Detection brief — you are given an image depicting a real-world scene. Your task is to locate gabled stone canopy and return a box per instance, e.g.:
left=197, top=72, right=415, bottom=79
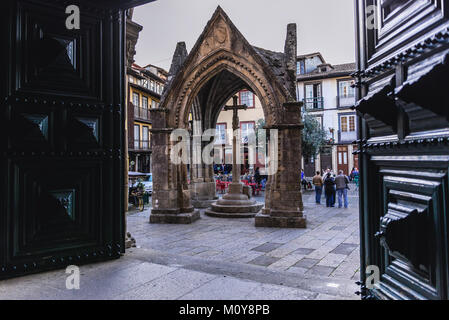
left=150, top=7, right=305, bottom=228
left=160, top=6, right=298, bottom=129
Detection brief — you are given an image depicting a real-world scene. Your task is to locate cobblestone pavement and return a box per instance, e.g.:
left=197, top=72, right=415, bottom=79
left=128, top=186, right=360, bottom=282
left=0, top=186, right=360, bottom=300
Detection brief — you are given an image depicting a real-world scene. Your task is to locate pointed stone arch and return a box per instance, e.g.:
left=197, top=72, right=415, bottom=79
left=150, top=7, right=306, bottom=228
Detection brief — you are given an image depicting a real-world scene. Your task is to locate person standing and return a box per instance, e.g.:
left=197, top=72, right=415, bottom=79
left=254, top=167, right=261, bottom=196
left=335, top=170, right=350, bottom=208
left=312, top=171, right=323, bottom=204
left=323, top=172, right=336, bottom=207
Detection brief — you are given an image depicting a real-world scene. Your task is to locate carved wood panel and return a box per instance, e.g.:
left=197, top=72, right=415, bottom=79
left=1, top=0, right=126, bottom=280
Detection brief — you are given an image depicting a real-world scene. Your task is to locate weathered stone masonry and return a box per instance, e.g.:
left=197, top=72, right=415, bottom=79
left=150, top=6, right=306, bottom=228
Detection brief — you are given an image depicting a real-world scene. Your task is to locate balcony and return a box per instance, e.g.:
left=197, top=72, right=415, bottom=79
left=133, top=140, right=151, bottom=151
left=134, top=107, right=151, bottom=121
left=337, top=95, right=356, bottom=108
left=303, top=97, right=324, bottom=110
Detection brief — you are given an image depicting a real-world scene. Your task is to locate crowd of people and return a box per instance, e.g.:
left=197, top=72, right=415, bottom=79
left=311, top=168, right=359, bottom=208
left=213, top=163, right=359, bottom=208
left=214, top=167, right=267, bottom=192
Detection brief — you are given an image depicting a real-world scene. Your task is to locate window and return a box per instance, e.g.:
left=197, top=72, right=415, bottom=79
left=338, top=80, right=356, bottom=107
left=142, top=96, right=148, bottom=109
left=339, top=80, right=355, bottom=98
left=134, top=125, right=140, bottom=149
left=150, top=81, right=155, bottom=92
left=349, top=116, right=355, bottom=131
left=341, top=116, right=348, bottom=132
left=142, top=126, right=149, bottom=149
left=304, top=83, right=323, bottom=109
left=239, top=90, right=255, bottom=108
left=340, top=115, right=356, bottom=132
left=305, top=56, right=323, bottom=73
left=132, top=92, right=140, bottom=107
left=240, top=121, right=255, bottom=144
left=297, top=59, right=305, bottom=75
left=156, top=83, right=160, bottom=94
left=339, top=114, right=357, bottom=143
left=215, top=123, right=227, bottom=145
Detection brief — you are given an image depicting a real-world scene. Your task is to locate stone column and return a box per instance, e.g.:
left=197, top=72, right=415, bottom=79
left=255, top=102, right=306, bottom=228
left=189, top=122, right=218, bottom=208
left=149, top=108, right=200, bottom=224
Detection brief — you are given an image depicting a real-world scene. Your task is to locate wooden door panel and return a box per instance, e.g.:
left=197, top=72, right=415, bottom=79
left=1, top=0, right=126, bottom=280
left=337, top=146, right=349, bottom=175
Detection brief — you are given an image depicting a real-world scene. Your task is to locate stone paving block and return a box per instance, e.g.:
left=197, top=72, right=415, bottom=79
left=248, top=255, right=280, bottom=267
left=197, top=250, right=222, bottom=258
left=268, top=254, right=305, bottom=269
left=331, top=261, right=359, bottom=279
left=293, top=258, right=319, bottom=269
left=50, top=261, right=177, bottom=300
left=287, top=266, right=309, bottom=275
left=307, top=265, right=335, bottom=277
left=265, top=244, right=299, bottom=258
left=343, top=236, right=360, bottom=244
left=331, top=243, right=358, bottom=255
left=301, top=239, right=328, bottom=249
left=330, top=226, right=347, bottom=231
left=306, top=248, right=332, bottom=260
left=114, top=268, right=217, bottom=300
left=352, top=270, right=361, bottom=281
left=292, top=248, right=315, bottom=255
left=179, top=276, right=318, bottom=300
left=250, top=242, right=284, bottom=253
left=317, top=253, right=348, bottom=268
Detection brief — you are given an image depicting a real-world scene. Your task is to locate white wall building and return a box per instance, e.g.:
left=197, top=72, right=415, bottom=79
left=296, top=53, right=357, bottom=177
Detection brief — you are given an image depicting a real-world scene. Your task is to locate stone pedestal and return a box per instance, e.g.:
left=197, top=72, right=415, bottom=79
left=190, top=180, right=217, bottom=208
left=205, top=182, right=263, bottom=218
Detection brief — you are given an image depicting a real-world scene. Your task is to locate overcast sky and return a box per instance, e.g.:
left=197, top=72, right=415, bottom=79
left=132, top=0, right=355, bottom=71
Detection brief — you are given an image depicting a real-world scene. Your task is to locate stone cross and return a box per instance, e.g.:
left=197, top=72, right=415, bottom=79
left=224, top=96, right=248, bottom=184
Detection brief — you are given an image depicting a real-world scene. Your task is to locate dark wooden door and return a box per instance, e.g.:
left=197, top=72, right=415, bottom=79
left=355, top=0, right=449, bottom=300
left=0, top=0, right=145, bottom=280
left=303, top=157, right=315, bottom=178
left=337, top=146, right=349, bottom=175
left=320, top=147, right=332, bottom=172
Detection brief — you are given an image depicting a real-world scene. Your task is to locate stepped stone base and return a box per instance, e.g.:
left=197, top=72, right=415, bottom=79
left=205, top=202, right=263, bottom=218
left=255, top=212, right=307, bottom=228
left=204, top=184, right=263, bottom=218
left=191, top=198, right=218, bottom=209
left=150, top=209, right=200, bottom=224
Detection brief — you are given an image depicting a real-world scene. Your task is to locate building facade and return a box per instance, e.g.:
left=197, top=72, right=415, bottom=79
left=127, top=63, right=167, bottom=173
left=296, top=53, right=357, bottom=177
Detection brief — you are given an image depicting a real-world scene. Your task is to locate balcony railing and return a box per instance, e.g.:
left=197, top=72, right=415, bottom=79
left=337, top=95, right=356, bottom=108
left=303, top=97, right=324, bottom=110
left=133, top=140, right=151, bottom=150
left=134, top=107, right=151, bottom=121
